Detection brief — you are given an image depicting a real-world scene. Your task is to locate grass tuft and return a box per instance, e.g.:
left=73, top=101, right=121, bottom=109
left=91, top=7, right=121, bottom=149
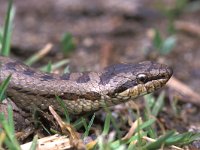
left=1, top=0, right=15, bottom=56
left=61, top=33, right=76, bottom=55
left=0, top=105, right=21, bottom=150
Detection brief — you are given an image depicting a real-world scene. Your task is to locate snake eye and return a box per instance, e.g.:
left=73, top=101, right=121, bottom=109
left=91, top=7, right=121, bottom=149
left=136, top=73, right=148, bottom=84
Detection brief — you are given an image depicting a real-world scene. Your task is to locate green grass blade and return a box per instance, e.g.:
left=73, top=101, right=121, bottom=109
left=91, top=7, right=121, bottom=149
left=61, top=33, right=76, bottom=55
left=144, top=94, right=155, bottom=113
left=0, top=106, right=21, bottom=150
left=25, top=54, right=43, bottom=66
left=135, top=118, right=156, bottom=133
left=83, top=113, right=95, bottom=137
left=102, top=113, right=111, bottom=135
left=0, top=75, right=11, bottom=102
left=143, top=110, right=157, bottom=139
left=161, top=36, right=176, bottom=55
left=103, top=105, right=122, bottom=138
left=127, top=132, right=147, bottom=150
left=55, top=95, right=70, bottom=123
left=144, top=131, right=175, bottom=149
left=153, top=29, right=163, bottom=50
left=45, top=61, right=52, bottom=73
left=165, top=132, right=200, bottom=146
left=81, top=117, right=87, bottom=134
left=40, top=59, right=70, bottom=72
left=7, top=105, right=14, bottom=134
left=151, top=91, right=165, bottom=117
left=1, top=0, right=15, bottom=56
left=4, top=139, right=18, bottom=150
left=73, top=118, right=84, bottom=130
left=29, top=135, right=38, bottom=150
left=0, top=28, right=3, bottom=50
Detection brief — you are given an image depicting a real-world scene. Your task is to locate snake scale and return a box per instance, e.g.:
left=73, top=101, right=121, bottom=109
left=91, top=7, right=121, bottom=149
left=0, top=56, right=172, bottom=115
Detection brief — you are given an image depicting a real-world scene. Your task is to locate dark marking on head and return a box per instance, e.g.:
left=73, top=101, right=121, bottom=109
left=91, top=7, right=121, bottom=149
left=40, top=74, right=55, bottom=81
left=77, top=72, right=90, bottom=83
left=23, top=69, right=35, bottom=76
left=99, top=71, right=114, bottom=85
left=99, top=63, right=137, bottom=85
left=99, top=62, right=154, bottom=85
left=5, top=62, right=18, bottom=71
left=60, top=74, right=70, bottom=80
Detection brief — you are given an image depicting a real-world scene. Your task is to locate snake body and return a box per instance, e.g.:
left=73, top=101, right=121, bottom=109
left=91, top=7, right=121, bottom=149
left=0, top=56, right=172, bottom=114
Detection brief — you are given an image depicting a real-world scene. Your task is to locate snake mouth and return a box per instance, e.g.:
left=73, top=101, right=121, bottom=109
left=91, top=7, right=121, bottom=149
left=117, top=78, right=169, bottom=99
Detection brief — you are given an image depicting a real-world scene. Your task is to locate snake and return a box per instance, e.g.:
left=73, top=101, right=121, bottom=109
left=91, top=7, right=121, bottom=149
left=0, top=56, right=172, bottom=115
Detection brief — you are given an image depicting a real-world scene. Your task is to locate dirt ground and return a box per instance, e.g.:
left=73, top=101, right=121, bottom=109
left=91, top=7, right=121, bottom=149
left=0, top=0, right=200, bottom=149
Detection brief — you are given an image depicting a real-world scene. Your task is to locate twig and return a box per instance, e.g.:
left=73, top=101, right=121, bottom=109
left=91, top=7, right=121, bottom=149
left=167, top=76, right=200, bottom=106
left=175, top=21, right=200, bottom=37
left=25, top=43, right=53, bottom=65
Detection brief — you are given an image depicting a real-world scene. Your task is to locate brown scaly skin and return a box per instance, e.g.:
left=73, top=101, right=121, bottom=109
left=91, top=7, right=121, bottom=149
left=0, top=56, right=173, bottom=115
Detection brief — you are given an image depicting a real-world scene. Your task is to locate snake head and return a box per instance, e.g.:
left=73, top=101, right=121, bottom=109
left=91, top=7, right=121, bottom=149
left=101, top=61, right=173, bottom=101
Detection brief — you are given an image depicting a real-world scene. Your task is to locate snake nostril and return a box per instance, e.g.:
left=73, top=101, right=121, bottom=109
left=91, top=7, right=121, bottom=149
left=160, top=73, right=168, bottom=79
left=160, top=64, right=173, bottom=79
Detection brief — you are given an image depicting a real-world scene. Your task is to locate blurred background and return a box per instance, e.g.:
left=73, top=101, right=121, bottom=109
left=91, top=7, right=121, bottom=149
left=0, top=0, right=200, bottom=148
left=0, top=0, right=199, bottom=87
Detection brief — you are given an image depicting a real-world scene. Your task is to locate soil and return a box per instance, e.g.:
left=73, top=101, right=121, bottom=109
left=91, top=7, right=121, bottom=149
left=0, top=0, right=200, bottom=149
